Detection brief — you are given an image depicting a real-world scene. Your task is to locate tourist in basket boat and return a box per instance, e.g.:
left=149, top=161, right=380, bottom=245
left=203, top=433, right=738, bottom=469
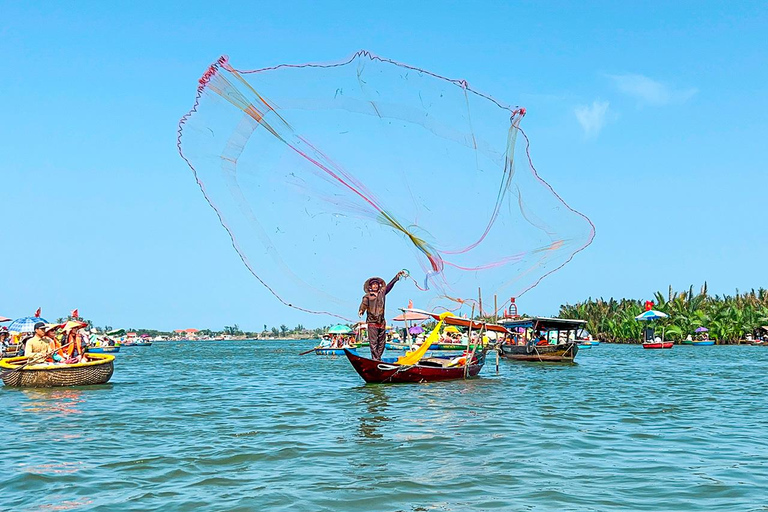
left=44, top=323, right=66, bottom=362
left=23, top=322, right=50, bottom=364
left=62, top=321, right=88, bottom=363
left=358, top=271, right=406, bottom=360
left=0, top=327, right=10, bottom=351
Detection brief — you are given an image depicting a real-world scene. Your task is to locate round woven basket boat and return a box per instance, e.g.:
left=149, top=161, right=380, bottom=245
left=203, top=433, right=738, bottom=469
left=0, top=354, right=115, bottom=388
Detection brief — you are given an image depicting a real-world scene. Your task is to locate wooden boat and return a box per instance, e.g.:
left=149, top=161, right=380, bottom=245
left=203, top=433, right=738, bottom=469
left=498, top=317, right=586, bottom=363
left=1, top=344, right=20, bottom=358
left=0, top=353, right=115, bottom=388
left=344, top=348, right=485, bottom=383
left=86, top=346, right=121, bottom=353
left=577, top=343, right=592, bottom=349
left=500, top=342, right=579, bottom=362
left=692, top=340, right=715, bottom=346
left=642, top=342, right=674, bottom=349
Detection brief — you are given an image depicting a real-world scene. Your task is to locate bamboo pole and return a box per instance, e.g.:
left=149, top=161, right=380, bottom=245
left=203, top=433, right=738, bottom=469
left=478, top=288, right=483, bottom=318
left=465, top=304, right=475, bottom=379
left=494, top=295, right=498, bottom=323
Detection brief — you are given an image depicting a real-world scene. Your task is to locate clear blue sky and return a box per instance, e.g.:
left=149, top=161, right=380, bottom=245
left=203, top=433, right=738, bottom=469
left=2, top=1, right=766, bottom=331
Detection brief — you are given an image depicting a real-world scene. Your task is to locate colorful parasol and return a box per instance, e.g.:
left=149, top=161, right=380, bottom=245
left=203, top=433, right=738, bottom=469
left=7, top=316, right=49, bottom=333
left=327, top=324, right=353, bottom=334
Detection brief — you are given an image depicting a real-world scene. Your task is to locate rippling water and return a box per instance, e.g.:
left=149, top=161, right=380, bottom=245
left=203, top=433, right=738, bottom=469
left=2, top=341, right=768, bottom=511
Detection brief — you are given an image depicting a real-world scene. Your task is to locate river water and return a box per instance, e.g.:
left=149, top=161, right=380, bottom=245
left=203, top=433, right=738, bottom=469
left=2, top=341, right=767, bottom=511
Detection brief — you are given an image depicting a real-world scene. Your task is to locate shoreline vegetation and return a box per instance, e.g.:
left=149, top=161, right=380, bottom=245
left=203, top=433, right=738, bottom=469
left=559, top=284, right=768, bottom=344
left=106, top=285, right=767, bottom=345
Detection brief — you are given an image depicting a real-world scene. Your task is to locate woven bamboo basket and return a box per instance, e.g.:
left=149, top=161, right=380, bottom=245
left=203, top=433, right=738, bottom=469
left=0, top=354, right=115, bottom=388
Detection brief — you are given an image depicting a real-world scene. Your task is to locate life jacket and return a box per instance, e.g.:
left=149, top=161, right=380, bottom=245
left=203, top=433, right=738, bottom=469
left=47, top=335, right=66, bottom=362
left=65, top=330, right=84, bottom=357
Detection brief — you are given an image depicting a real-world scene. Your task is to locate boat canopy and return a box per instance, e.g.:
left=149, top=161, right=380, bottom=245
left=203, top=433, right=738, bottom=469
left=498, top=317, right=586, bottom=331
left=403, top=308, right=510, bottom=333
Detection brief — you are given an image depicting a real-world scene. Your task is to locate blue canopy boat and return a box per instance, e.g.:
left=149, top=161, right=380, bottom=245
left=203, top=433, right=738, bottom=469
left=86, top=346, right=121, bottom=354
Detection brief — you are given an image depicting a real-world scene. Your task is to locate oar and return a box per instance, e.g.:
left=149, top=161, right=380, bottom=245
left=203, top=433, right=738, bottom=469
left=298, top=346, right=321, bottom=356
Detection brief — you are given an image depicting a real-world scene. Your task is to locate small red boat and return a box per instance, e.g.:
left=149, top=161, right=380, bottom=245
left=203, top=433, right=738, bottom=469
left=642, top=342, right=674, bottom=349
left=343, top=349, right=485, bottom=384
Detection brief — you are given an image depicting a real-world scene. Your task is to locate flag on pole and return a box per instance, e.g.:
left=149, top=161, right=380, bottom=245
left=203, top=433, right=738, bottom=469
left=408, top=299, right=413, bottom=309
left=71, top=309, right=79, bottom=318
left=34, top=308, right=41, bottom=318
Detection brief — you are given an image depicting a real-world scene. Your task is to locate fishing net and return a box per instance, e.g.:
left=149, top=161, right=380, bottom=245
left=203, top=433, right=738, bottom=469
left=178, top=51, right=594, bottom=320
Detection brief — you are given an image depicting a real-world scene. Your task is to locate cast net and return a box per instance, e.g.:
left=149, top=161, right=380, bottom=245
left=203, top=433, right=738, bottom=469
left=178, top=51, right=594, bottom=320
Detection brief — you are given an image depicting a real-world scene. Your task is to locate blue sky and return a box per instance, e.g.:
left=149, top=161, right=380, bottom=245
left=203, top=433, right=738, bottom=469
left=2, top=1, right=766, bottom=331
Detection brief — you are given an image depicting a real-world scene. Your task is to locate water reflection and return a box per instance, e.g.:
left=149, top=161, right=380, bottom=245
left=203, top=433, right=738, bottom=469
left=355, top=385, right=391, bottom=440
left=21, top=388, right=88, bottom=416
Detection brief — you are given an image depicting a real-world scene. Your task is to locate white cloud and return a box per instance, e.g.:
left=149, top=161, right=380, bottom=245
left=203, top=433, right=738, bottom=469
left=574, top=100, right=610, bottom=138
left=609, top=73, right=697, bottom=106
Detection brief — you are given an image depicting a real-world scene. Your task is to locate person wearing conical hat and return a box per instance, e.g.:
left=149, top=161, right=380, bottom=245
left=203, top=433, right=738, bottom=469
left=43, top=323, right=65, bottom=362
left=62, top=320, right=88, bottom=362
left=358, top=271, right=406, bottom=360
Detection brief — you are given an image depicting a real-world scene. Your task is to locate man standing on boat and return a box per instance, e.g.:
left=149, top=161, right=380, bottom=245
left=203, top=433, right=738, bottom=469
left=359, top=271, right=406, bottom=360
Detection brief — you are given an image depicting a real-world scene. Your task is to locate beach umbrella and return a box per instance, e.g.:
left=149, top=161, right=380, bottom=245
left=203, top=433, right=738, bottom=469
left=327, top=324, right=353, bottom=334
left=444, top=326, right=460, bottom=334
left=408, top=325, right=424, bottom=335
left=635, top=310, right=668, bottom=321
left=695, top=327, right=708, bottom=333
left=7, top=316, right=49, bottom=333
left=393, top=310, right=431, bottom=321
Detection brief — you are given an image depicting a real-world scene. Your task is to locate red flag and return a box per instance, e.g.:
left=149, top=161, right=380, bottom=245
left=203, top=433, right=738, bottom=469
left=407, top=299, right=413, bottom=309
left=71, top=309, right=79, bottom=318
left=34, top=308, right=41, bottom=318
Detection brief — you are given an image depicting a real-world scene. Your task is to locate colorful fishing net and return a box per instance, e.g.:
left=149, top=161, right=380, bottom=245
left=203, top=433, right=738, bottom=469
left=178, top=51, right=594, bottom=320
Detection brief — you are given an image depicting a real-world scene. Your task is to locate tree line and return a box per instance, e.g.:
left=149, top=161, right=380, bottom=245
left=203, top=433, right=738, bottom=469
left=558, top=284, right=768, bottom=344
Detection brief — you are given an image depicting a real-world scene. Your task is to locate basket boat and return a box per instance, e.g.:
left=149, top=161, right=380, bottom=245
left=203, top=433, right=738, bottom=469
left=0, top=353, right=115, bottom=388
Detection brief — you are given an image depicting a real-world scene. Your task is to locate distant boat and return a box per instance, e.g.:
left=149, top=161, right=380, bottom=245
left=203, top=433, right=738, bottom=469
left=315, top=347, right=357, bottom=356
left=692, top=340, right=715, bottom=346
left=642, top=341, right=674, bottom=349
left=577, top=343, right=592, bottom=349
left=86, top=346, right=121, bottom=354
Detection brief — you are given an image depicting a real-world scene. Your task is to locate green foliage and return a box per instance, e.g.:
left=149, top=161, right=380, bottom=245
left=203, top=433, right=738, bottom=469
left=559, top=285, right=768, bottom=344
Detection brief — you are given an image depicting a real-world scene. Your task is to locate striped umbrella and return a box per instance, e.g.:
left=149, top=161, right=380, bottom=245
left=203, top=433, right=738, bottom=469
left=7, top=316, right=49, bottom=333
left=635, top=310, right=668, bottom=321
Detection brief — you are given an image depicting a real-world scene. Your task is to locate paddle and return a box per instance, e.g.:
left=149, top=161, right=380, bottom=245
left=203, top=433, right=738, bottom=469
left=298, top=347, right=320, bottom=356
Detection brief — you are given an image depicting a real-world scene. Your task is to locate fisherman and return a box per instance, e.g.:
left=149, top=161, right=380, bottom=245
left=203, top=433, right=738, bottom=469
left=23, top=322, right=50, bottom=364
left=359, top=271, right=406, bottom=360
